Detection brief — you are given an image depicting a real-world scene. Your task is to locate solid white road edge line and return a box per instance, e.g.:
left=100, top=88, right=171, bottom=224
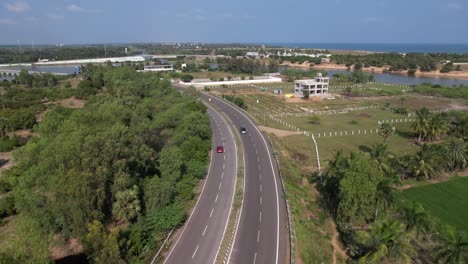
left=162, top=110, right=218, bottom=264
left=210, top=94, right=281, bottom=264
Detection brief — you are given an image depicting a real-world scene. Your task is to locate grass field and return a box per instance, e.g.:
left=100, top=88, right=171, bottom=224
left=398, top=177, right=468, bottom=233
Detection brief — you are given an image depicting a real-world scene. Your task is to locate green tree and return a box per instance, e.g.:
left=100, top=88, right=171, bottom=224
left=444, top=137, right=467, bottom=171
left=17, top=69, right=32, bottom=88
left=412, top=107, right=431, bottom=144
left=378, top=123, right=394, bottom=143
left=370, top=143, right=393, bottom=175
left=337, top=152, right=384, bottom=223
left=112, top=185, right=141, bottom=222
left=428, top=113, right=449, bottom=141
left=84, top=220, right=125, bottom=264
left=359, top=219, right=416, bottom=264
left=303, top=90, right=310, bottom=99
left=435, top=230, right=468, bottom=264
left=399, top=202, right=431, bottom=238
left=308, top=115, right=321, bottom=125
left=374, top=178, right=396, bottom=220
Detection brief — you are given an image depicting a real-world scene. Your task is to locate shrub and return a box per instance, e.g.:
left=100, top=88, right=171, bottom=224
left=0, top=135, right=23, bottom=152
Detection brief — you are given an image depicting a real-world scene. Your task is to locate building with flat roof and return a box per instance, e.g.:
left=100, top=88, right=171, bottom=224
left=142, top=65, right=174, bottom=72
left=294, top=73, right=330, bottom=97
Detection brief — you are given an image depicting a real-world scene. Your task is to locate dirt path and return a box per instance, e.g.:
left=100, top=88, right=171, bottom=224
left=329, top=216, right=348, bottom=264
left=258, top=125, right=303, bottom=137
left=399, top=170, right=468, bottom=190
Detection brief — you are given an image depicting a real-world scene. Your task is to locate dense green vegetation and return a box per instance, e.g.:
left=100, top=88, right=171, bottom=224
left=317, top=108, right=468, bottom=263
left=0, top=66, right=212, bottom=263
left=331, top=53, right=468, bottom=72
left=413, top=83, right=468, bottom=99
left=0, top=46, right=129, bottom=64
left=221, top=94, right=248, bottom=110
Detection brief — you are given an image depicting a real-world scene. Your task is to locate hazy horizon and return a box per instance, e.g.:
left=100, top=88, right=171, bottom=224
left=0, top=0, right=467, bottom=45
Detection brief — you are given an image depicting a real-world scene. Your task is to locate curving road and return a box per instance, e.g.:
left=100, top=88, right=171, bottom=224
left=163, top=104, right=238, bottom=264
left=201, top=93, right=288, bottom=264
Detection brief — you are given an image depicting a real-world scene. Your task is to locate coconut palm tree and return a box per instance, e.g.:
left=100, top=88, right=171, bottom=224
left=370, top=143, right=392, bottom=175
left=378, top=123, right=394, bottom=143
left=435, top=230, right=468, bottom=264
left=374, top=178, right=396, bottom=220
left=444, top=138, right=467, bottom=171
left=359, top=219, right=416, bottom=264
left=399, top=202, right=431, bottom=239
left=428, top=113, right=449, bottom=141
left=412, top=107, right=431, bottom=144
left=410, top=145, right=443, bottom=180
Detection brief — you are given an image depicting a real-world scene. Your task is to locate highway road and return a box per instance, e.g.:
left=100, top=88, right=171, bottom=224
left=200, top=93, right=288, bottom=264
left=163, top=104, right=238, bottom=264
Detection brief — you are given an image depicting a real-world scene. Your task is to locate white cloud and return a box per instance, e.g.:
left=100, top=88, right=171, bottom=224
left=4, top=1, right=30, bottom=13
left=66, top=4, right=84, bottom=12
left=447, top=3, right=462, bottom=10
left=0, top=18, right=17, bottom=24
left=65, top=4, right=100, bottom=13
left=47, top=13, right=64, bottom=20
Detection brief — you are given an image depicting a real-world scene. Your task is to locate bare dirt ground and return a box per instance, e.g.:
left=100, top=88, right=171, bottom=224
left=50, top=237, right=84, bottom=260
left=258, top=125, right=303, bottom=137
left=7, top=129, right=38, bottom=138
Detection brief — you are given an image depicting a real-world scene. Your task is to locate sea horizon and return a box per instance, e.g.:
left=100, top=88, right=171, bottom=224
left=268, top=42, right=468, bottom=54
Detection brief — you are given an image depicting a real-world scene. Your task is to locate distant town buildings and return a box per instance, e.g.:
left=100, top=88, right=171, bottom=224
left=294, top=73, right=330, bottom=97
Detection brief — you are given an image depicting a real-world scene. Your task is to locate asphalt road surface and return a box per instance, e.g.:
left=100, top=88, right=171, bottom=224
left=164, top=104, right=238, bottom=264
left=200, top=93, right=288, bottom=264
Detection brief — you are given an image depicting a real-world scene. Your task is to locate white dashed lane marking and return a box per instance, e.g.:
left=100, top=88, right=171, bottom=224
left=192, top=244, right=199, bottom=259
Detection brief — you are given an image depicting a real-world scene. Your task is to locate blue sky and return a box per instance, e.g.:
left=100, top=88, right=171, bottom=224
left=0, top=0, right=467, bottom=45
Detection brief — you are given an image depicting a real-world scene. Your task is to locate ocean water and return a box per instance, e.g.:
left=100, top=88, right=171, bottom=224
left=270, top=43, right=468, bottom=54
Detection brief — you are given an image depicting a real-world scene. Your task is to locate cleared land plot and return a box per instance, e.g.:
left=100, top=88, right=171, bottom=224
left=284, top=109, right=413, bottom=134
left=398, top=177, right=468, bottom=234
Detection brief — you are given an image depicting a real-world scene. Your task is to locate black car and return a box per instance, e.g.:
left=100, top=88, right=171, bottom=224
left=240, top=127, right=247, bottom=134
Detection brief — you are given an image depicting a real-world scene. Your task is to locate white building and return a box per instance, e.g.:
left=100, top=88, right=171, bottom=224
left=294, top=73, right=330, bottom=97
left=141, top=65, right=174, bottom=72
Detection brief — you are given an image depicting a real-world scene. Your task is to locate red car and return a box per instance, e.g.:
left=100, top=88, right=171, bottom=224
left=216, top=146, right=224, bottom=153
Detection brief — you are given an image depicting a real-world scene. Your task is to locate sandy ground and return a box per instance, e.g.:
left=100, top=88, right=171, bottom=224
left=281, top=62, right=468, bottom=79
left=258, top=125, right=302, bottom=137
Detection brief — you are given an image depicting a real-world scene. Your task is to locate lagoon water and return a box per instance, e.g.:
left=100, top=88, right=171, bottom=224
left=326, top=70, right=468, bottom=86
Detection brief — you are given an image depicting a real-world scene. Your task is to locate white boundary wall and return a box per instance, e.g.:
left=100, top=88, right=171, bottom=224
left=184, top=77, right=283, bottom=87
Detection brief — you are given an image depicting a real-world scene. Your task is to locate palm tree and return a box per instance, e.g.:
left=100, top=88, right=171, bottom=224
left=428, top=113, right=449, bottom=141
left=374, top=178, right=396, bottom=220
left=359, top=219, right=416, bottom=264
left=370, top=143, right=392, bottom=175
left=435, top=230, right=468, bottom=263
left=412, top=107, right=431, bottom=144
left=399, top=202, right=431, bottom=238
left=325, top=150, right=348, bottom=177
left=410, top=145, right=442, bottom=180
left=378, top=123, right=394, bottom=143
left=444, top=138, right=467, bottom=171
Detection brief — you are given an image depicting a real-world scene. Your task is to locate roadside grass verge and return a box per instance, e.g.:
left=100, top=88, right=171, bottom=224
left=269, top=134, right=343, bottom=263
left=397, top=177, right=468, bottom=234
